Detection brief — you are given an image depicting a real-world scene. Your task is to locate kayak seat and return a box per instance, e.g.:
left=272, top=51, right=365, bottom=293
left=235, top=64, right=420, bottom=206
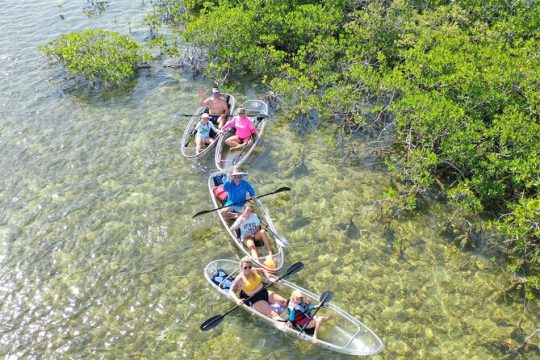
left=210, top=268, right=235, bottom=292
left=213, top=174, right=225, bottom=186
left=223, top=94, right=231, bottom=109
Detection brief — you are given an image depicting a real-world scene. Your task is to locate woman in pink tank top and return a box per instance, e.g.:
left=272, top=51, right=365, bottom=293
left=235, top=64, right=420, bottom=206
left=221, top=107, right=257, bottom=151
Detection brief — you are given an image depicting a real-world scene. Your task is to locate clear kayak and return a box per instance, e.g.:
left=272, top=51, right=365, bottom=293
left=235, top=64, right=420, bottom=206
left=208, top=171, right=286, bottom=272
left=215, top=100, right=268, bottom=170
left=180, top=93, right=236, bottom=159
left=204, top=259, right=385, bottom=356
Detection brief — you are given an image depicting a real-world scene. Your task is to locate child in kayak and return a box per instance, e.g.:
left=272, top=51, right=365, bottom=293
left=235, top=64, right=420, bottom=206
left=287, top=290, right=330, bottom=339
left=222, top=107, right=257, bottom=151
left=194, top=113, right=221, bottom=154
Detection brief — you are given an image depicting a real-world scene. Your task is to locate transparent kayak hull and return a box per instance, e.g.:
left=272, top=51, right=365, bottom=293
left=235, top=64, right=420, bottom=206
left=204, top=259, right=385, bottom=356
left=180, top=93, right=236, bottom=159
left=208, top=172, right=285, bottom=272
left=215, top=100, right=268, bottom=170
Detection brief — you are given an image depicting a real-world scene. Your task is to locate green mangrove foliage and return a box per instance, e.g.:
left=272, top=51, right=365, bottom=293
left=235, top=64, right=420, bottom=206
left=153, top=0, right=539, bottom=290
left=40, top=29, right=152, bottom=86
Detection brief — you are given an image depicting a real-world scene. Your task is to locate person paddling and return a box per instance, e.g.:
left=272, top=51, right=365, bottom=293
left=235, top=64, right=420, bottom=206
left=287, top=290, right=330, bottom=339
left=229, top=257, right=287, bottom=320
left=219, top=167, right=256, bottom=220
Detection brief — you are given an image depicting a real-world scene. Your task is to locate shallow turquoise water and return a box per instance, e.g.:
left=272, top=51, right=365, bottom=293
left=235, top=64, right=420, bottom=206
left=0, top=1, right=538, bottom=359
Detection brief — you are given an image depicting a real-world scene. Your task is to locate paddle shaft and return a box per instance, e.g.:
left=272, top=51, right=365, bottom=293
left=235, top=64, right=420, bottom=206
left=231, top=263, right=301, bottom=309
left=192, top=186, right=291, bottom=218
left=232, top=117, right=264, bottom=166
left=297, top=291, right=334, bottom=336
left=232, top=134, right=255, bottom=166
left=258, top=217, right=289, bottom=248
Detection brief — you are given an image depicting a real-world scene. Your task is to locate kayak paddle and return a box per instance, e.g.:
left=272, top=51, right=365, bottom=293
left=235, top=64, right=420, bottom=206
left=258, top=217, right=289, bottom=248
left=200, top=261, right=304, bottom=331
left=192, top=186, right=291, bottom=218
left=231, top=116, right=265, bottom=166
left=298, top=290, right=334, bottom=336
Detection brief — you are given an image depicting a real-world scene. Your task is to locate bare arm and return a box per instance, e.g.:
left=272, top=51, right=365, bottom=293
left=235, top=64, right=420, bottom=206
left=229, top=276, right=244, bottom=305
left=230, top=216, right=244, bottom=232
left=199, top=90, right=208, bottom=105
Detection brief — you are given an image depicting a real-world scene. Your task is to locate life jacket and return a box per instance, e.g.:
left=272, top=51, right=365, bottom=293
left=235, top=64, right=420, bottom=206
left=292, top=302, right=312, bottom=327
left=212, top=185, right=228, bottom=203
left=210, top=268, right=234, bottom=292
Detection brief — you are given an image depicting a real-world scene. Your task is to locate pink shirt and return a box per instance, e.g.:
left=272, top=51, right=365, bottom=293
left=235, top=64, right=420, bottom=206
left=222, top=115, right=257, bottom=140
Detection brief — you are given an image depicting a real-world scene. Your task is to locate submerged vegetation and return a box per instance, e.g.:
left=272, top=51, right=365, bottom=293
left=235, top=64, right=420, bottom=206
left=147, top=0, right=540, bottom=293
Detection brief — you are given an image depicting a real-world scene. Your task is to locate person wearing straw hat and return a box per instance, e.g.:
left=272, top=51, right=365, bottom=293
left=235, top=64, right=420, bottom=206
left=193, top=113, right=222, bottom=154
left=199, top=87, right=229, bottom=128
left=219, top=167, right=257, bottom=220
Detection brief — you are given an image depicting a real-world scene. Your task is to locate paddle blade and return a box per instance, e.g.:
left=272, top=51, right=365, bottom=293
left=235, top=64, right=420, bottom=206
left=200, top=314, right=225, bottom=331
left=192, top=209, right=211, bottom=218
left=273, top=186, right=291, bottom=193
left=282, top=261, right=304, bottom=279
left=319, top=290, right=334, bottom=304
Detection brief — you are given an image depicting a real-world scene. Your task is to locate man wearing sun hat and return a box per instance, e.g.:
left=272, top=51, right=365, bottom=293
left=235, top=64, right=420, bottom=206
left=198, top=87, right=229, bottom=129
left=219, top=167, right=257, bottom=220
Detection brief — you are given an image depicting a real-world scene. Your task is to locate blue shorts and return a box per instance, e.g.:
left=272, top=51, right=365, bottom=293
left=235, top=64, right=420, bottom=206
left=229, top=203, right=244, bottom=213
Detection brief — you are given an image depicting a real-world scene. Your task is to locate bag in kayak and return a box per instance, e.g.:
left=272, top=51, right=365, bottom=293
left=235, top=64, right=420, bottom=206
left=211, top=268, right=234, bottom=291
left=212, top=185, right=228, bottom=203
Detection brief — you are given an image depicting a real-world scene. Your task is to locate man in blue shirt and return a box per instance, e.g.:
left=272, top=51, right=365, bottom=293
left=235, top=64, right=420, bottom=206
left=219, top=168, right=257, bottom=220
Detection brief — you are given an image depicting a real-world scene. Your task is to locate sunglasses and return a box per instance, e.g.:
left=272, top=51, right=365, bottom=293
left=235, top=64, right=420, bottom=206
left=243, top=265, right=252, bottom=270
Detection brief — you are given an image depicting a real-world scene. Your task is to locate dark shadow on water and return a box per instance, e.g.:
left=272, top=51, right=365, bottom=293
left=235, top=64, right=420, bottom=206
left=336, top=219, right=361, bottom=240
left=290, top=215, right=311, bottom=230
left=292, top=162, right=311, bottom=179
left=62, top=76, right=138, bottom=105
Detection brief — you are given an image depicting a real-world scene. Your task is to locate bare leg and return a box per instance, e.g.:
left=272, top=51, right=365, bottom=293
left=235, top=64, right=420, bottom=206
left=252, top=300, right=281, bottom=320
left=220, top=207, right=238, bottom=220
left=244, top=238, right=259, bottom=259
left=195, top=136, right=204, bottom=154
left=311, top=316, right=330, bottom=339
left=268, top=290, right=287, bottom=307
left=225, top=136, right=241, bottom=148
left=218, top=115, right=226, bottom=129
left=313, top=318, right=323, bottom=339
left=255, top=229, right=273, bottom=255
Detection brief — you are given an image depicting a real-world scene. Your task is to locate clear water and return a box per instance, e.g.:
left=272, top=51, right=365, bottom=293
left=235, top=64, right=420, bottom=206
left=0, top=1, right=538, bottom=359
